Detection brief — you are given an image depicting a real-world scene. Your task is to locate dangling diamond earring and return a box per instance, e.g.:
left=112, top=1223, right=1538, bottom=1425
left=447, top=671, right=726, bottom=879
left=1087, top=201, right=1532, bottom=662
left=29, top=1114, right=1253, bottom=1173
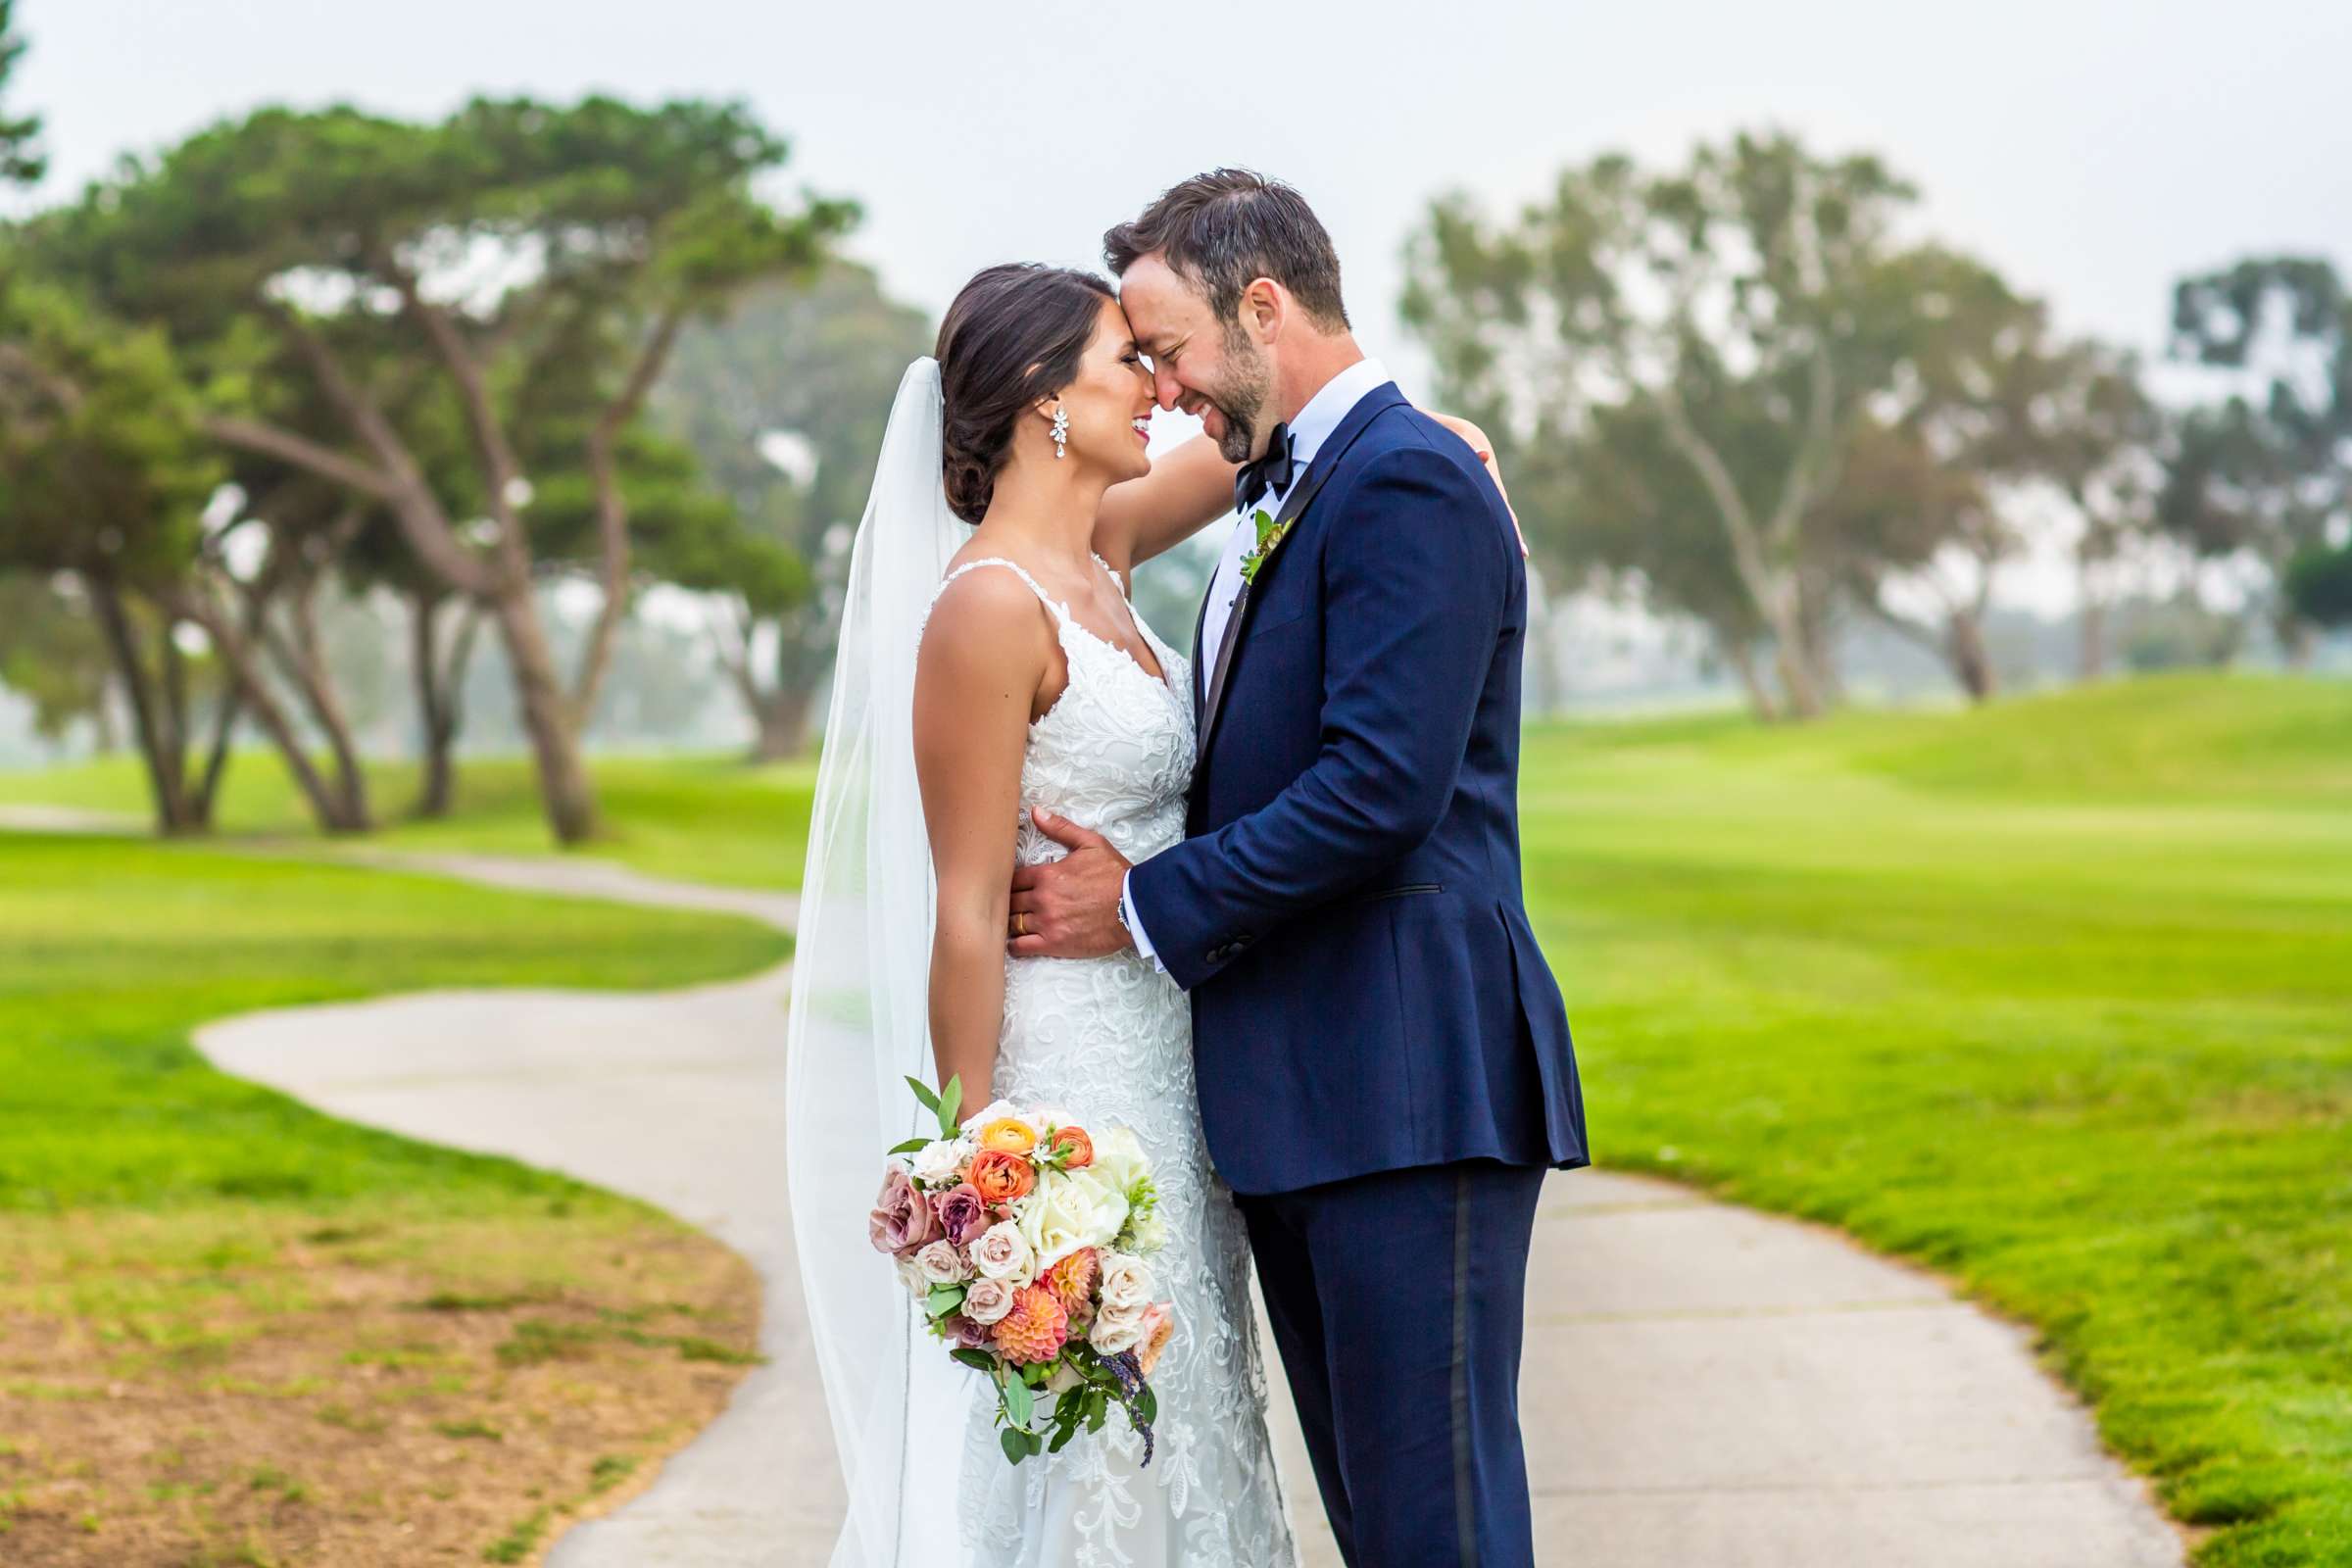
left=1051, top=403, right=1069, bottom=460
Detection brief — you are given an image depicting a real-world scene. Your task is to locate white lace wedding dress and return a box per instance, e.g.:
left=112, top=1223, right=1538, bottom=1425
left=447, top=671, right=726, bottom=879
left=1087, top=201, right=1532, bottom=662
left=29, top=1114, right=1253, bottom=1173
left=924, top=555, right=1297, bottom=1568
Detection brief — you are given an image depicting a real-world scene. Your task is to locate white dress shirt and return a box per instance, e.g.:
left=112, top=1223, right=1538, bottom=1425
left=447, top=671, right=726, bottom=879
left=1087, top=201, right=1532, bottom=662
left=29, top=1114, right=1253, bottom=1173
left=1122, top=357, right=1394, bottom=973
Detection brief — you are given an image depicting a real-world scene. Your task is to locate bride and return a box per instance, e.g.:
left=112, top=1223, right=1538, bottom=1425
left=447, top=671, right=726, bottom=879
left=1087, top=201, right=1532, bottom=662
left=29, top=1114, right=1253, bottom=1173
left=786, top=262, right=1500, bottom=1567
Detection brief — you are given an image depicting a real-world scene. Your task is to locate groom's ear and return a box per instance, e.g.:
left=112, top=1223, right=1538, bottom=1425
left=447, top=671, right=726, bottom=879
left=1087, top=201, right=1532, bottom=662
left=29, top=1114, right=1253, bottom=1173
left=1238, top=277, right=1286, bottom=345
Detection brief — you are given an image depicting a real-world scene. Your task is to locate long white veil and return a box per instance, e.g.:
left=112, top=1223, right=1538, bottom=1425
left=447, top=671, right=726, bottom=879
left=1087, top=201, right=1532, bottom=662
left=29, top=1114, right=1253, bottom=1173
left=785, top=357, right=974, bottom=1567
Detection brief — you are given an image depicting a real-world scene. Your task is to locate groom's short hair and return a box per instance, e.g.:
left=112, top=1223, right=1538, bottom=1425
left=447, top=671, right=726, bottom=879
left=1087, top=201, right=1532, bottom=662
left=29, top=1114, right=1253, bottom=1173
left=1104, top=169, right=1350, bottom=333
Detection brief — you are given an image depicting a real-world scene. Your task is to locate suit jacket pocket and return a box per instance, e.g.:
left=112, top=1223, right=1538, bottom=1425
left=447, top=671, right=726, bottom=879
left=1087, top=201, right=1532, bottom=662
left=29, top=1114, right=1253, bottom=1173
left=1245, top=600, right=1311, bottom=637
left=1352, top=881, right=1443, bottom=905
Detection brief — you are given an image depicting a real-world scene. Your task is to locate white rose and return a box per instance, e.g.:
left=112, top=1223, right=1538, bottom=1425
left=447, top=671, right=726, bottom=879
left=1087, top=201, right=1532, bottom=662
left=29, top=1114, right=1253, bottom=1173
left=961, top=1277, right=1014, bottom=1326
left=1016, top=1169, right=1130, bottom=1271
left=1097, top=1251, right=1153, bottom=1315
left=969, top=1220, right=1036, bottom=1286
left=1089, top=1296, right=1150, bottom=1355
left=913, top=1240, right=968, bottom=1287
left=894, top=1255, right=928, bottom=1296
left=1089, top=1127, right=1150, bottom=1197
left=911, top=1137, right=974, bottom=1188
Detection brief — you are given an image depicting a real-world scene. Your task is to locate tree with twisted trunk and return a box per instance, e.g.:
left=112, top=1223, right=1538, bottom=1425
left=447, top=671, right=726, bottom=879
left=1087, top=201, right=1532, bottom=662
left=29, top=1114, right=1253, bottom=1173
left=1403, top=132, right=1929, bottom=718
left=37, top=98, right=852, bottom=842
left=0, top=280, right=367, bottom=834
left=1824, top=250, right=2154, bottom=704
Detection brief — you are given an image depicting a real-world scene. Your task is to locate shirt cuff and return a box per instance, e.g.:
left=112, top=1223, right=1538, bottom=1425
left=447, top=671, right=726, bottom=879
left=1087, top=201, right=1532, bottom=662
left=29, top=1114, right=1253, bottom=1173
left=1120, top=871, right=1164, bottom=973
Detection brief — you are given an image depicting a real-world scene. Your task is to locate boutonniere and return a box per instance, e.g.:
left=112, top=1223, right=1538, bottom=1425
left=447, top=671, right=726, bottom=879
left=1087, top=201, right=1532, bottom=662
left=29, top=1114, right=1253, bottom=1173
left=1239, top=508, right=1294, bottom=586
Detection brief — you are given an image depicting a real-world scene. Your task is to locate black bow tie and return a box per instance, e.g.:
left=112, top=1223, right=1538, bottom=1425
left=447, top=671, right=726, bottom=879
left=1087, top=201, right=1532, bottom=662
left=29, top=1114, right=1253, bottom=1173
left=1233, top=423, right=1297, bottom=514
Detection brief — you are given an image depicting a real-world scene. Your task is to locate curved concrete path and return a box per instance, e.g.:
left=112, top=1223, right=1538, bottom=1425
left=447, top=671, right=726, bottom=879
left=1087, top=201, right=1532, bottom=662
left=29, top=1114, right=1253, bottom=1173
left=177, top=848, right=2183, bottom=1568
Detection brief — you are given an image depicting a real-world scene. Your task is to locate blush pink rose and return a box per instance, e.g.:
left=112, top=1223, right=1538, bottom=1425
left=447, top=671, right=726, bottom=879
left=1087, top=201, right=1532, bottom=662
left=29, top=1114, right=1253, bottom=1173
left=940, top=1312, right=992, bottom=1351
left=1136, top=1302, right=1176, bottom=1377
left=961, top=1277, right=1015, bottom=1326
left=868, top=1163, right=937, bottom=1255
left=913, top=1240, right=968, bottom=1287
left=933, top=1183, right=992, bottom=1249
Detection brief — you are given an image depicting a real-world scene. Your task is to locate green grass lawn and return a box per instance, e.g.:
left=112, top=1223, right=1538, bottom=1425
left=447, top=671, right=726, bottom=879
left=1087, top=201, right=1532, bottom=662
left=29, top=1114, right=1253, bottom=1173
left=0, top=833, right=790, bottom=1560
left=1519, top=672, right=2352, bottom=1567
left=0, top=750, right=819, bottom=892
left=5, top=670, right=2347, bottom=1563
left=0, top=833, right=787, bottom=1209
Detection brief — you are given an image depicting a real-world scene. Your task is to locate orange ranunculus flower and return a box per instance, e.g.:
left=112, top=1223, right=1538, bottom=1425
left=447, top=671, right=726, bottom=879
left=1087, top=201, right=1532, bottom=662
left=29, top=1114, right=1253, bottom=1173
left=968, top=1148, right=1035, bottom=1206
left=1047, top=1125, right=1094, bottom=1169
left=979, top=1116, right=1038, bottom=1155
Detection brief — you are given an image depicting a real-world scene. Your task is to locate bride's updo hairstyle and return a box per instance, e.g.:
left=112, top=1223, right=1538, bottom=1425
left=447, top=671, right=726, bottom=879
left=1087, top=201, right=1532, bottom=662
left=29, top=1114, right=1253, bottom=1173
left=936, top=263, right=1117, bottom=525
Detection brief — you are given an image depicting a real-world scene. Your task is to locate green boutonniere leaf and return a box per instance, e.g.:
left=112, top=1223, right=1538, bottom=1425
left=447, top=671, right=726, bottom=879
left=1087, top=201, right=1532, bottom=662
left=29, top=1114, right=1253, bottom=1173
left=1240, top=507, right=1293, bottom=586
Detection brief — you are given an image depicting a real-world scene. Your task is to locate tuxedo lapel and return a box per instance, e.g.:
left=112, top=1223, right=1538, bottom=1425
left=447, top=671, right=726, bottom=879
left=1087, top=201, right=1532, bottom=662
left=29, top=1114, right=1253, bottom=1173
left=1195, top=461, right=1329, bottom=754
left=1191, top=573, right=1213, bottom=714
left=1192, top=383, right=1406, bottom=774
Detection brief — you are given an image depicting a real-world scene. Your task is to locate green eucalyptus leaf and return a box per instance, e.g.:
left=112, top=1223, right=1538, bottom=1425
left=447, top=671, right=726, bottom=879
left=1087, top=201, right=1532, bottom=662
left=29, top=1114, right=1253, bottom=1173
left=1001, top=1427, right=1029, bottom=1465
left=1004, top=1376, right=1033, bottom=1429
left=924, top=1285, right=965, bottom=1320
left=950, top=1348, right=997, bottom=1374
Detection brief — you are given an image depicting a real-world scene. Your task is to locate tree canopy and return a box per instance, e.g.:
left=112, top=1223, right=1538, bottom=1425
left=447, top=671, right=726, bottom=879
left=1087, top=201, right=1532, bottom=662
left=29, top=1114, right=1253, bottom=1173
left=33, top=94, right=854, bottom=837
left=0, top=0, right=40, bottom=188
left=1403, top=133, right=2167, bottom=711
left=2161, top=256, right=2351, bottom=662
left=654, top=259, right=932, bottom=755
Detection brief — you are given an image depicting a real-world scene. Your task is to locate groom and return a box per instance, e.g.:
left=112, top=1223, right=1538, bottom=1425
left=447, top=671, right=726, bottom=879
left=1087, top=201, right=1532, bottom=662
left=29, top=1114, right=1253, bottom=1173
left=1012, top=169, right=1586, bottom=1567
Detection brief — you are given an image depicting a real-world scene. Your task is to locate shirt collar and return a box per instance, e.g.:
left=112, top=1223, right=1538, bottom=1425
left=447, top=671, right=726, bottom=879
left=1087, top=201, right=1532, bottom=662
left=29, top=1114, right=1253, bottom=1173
left=1283, top=356, right=1391, bottom=472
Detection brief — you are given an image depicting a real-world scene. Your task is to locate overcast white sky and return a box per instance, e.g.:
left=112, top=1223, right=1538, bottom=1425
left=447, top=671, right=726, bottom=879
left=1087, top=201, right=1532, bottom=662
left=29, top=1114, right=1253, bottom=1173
left=19, top=0, right=2352, bottom=369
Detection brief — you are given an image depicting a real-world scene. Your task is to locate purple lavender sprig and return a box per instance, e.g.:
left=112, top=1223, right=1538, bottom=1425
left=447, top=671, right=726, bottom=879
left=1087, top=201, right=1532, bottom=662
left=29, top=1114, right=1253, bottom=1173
left=1102, top=1349, right=1159, bottom=1468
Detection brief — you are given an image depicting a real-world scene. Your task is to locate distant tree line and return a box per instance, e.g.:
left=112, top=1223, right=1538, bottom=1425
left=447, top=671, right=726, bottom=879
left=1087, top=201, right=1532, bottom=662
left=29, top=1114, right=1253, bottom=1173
left=1402, top=130, right=2352, bottom=718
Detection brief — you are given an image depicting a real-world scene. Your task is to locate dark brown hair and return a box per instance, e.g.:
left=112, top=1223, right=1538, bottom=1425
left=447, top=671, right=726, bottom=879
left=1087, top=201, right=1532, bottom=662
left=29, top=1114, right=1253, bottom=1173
left=1102, top=168, right=1349, bottom=332
left=934, top=263, right=1115, bottom=525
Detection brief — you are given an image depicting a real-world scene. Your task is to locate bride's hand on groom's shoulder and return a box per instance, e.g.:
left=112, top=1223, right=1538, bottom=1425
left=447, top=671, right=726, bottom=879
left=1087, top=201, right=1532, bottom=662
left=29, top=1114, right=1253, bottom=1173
left=1008, top=808, right=1134, bottom=961
left=1428, top=412, right=1527, bottom=559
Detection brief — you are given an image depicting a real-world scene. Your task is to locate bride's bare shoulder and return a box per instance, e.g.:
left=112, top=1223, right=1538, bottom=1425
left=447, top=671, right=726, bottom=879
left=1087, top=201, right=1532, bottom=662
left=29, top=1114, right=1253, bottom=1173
left=919, top=557, right=1058, bottom=673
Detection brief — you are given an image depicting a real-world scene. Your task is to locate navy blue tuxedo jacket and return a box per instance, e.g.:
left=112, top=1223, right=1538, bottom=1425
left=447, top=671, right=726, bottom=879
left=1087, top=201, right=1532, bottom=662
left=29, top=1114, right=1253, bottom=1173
left=1128, top=382, right=1587, bottom=1196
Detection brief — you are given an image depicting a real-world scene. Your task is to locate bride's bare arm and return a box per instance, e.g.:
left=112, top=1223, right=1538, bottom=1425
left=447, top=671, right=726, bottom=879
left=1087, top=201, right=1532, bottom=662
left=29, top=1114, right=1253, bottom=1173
left=1092, top=435, right=1236, bottom=574
left=911, top=570, right=1056, bottom=1104
left=1091, top=415, right=1511, bottom=576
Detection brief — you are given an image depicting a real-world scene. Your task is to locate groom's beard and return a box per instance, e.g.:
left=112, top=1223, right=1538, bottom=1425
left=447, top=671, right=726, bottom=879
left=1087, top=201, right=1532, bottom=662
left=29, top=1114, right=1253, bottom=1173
left=1204, top=338, right=1272, bottom=465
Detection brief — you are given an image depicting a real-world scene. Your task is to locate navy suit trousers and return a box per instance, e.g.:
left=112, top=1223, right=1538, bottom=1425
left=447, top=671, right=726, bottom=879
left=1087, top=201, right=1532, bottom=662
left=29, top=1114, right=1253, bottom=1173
left=1239, top=1159, right=1546, bottom=1568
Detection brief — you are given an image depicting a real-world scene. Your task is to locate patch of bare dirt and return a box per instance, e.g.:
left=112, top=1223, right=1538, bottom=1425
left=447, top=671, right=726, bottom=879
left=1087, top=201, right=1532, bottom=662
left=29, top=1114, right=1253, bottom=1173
left=0, top=1202, right=760, bottom=1566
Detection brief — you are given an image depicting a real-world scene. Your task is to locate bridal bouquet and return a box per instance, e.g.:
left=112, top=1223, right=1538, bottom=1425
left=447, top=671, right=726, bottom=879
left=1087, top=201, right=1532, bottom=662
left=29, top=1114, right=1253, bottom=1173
left=868, top=1075, right=1175, bottom=1466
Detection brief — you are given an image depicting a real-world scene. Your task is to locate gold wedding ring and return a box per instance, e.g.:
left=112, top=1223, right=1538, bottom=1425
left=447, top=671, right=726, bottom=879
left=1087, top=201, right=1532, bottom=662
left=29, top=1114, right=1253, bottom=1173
left=1013, top=911, right=1028, bottom=938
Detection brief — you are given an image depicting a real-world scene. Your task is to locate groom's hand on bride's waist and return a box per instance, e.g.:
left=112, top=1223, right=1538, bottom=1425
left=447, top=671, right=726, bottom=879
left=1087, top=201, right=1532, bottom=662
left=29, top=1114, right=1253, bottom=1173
left=1008, top=808, right=1134, bottom=960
